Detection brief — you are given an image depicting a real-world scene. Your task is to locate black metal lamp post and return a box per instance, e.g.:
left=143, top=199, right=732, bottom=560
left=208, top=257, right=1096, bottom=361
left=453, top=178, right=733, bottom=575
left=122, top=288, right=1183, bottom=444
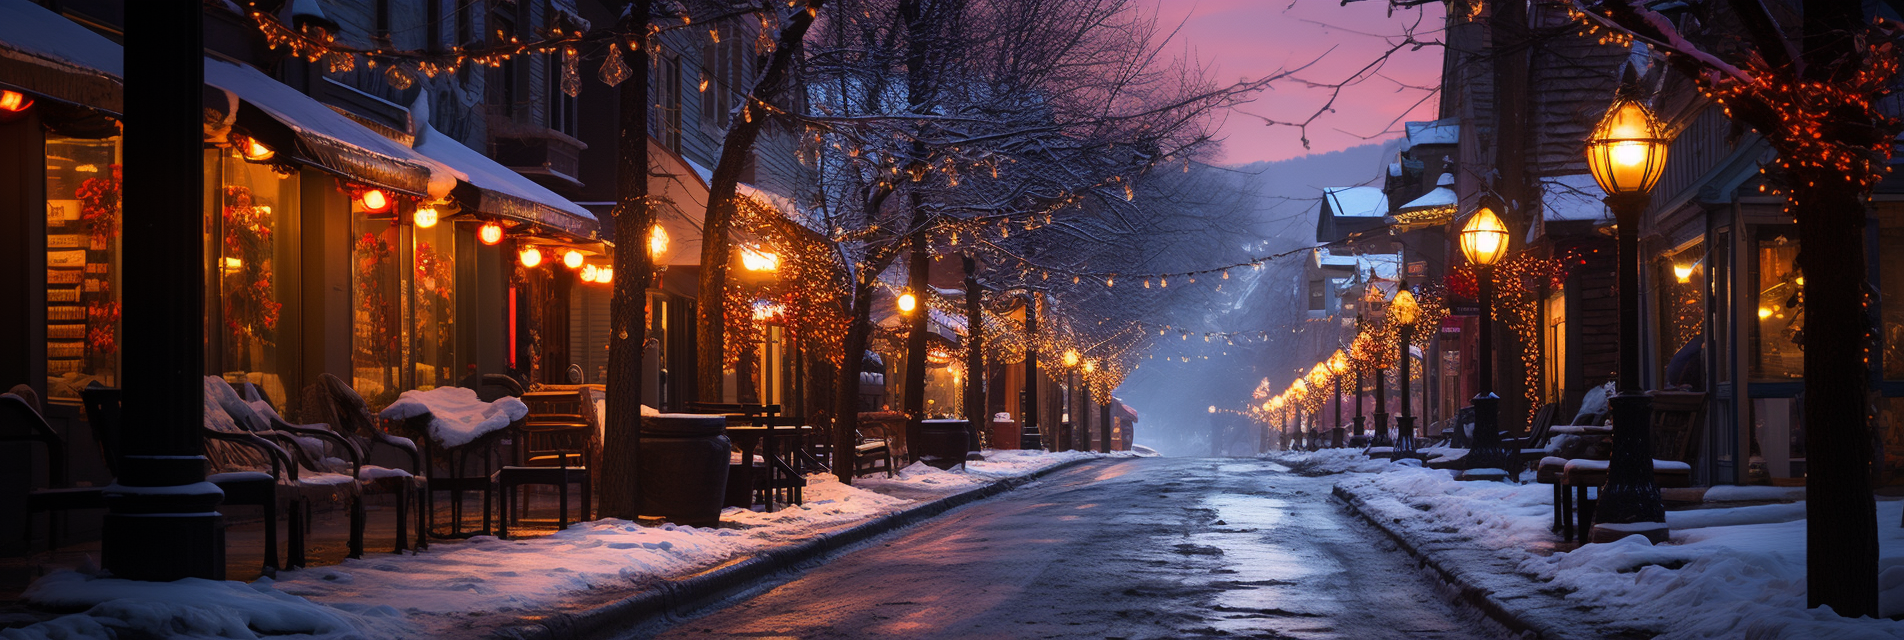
left=1391, top=288, right=1422, bottom=457
left=1459, top=206, right=1513, bottom=478
left=1585, top=95, right=1670, bottom=542
left=1062, top=349, right=1079, bottom=452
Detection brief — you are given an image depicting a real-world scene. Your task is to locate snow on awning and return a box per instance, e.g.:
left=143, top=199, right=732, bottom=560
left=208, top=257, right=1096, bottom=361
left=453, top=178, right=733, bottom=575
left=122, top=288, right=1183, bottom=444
left=0, top=0, right=123, bottom=114
left=1388, top=173, right=1458, bottom=230
left=204, top=57, right=438, bottom=198
left=1115, top=402, right=1138, bottom=423
left=411, top=96, right=597, bottom=240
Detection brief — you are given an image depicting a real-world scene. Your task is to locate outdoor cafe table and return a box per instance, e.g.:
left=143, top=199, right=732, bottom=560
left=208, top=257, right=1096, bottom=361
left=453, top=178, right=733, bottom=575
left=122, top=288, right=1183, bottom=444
left=726, top=422, right=814, bottom=511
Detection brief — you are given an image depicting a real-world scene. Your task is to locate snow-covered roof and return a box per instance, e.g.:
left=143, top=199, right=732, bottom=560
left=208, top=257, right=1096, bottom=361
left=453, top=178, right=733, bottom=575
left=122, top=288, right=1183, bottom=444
left=684, top=157, right=803, bottom=219
left=1399, top=174, right=1457, bottom=211
left=1314, top=249, right=1358, bottom=270
left=1322, top=186, right=1388, bottom=218
left=1357, top=253, right=1402, bottom=282
left=412, top=95, right=597, bottom=238
left=0, top=0, right=123, bottom=113
left=205, top=57, right=441, bottom=199
left=1404, top=118, right=1460, bottom=149
left=1541, top=174, right=1611, bottom=222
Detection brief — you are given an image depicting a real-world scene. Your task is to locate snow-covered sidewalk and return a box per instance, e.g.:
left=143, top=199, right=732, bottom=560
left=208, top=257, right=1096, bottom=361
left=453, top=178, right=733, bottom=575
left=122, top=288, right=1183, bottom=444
left=3, top=450, right=1134, bottom=640
left=1266, top=449, right=1904, bottom=639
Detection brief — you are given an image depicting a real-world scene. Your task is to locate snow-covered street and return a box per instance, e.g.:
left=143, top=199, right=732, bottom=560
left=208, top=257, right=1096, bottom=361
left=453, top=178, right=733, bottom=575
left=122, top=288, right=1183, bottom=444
left=2, top=451, right=1129, bottom=639
left=642, top=456, right=1489, bottom=640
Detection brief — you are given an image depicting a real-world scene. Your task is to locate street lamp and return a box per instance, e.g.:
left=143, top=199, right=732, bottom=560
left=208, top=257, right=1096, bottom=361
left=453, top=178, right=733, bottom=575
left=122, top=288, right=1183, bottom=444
left=1391, top=288, right=1421, bottom=458
left=1364, top=287, right=1395, bottom=450
left=1459, top=206, right=1512, bottom=478
left=897, top=291, right=918, bottom=314
left=1585, top=95, right=1669, bottom=543
left=1063, top=349, right=1082, bottom=452
left=1328, top=350, right=1349, bottom=448
left=1288, top=380, right=1309, bottom=451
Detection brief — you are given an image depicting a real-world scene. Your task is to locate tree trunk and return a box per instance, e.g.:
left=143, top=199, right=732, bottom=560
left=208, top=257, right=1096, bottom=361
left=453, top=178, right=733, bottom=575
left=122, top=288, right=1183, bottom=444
left=833, top=276, right=876, bottom=484
left=598, top=0, right=653, bottom=520
left=963, top=254, right=984, bottom=445
left=902, top=205, right=930, bottom=434
left=1798, top=181, right=1878, bottom=616
left=696, top=0, right=830, bottom=402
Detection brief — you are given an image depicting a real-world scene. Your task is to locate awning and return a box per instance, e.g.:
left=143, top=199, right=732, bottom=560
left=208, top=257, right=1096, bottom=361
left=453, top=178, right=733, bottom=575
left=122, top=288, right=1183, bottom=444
left=410, top=95, right=597, bottom=240
left=1115, top=402, right=1139, bottom=423
left=0, top=0, right=123, bottom=114
left=204, top=57, right=439, bottom=198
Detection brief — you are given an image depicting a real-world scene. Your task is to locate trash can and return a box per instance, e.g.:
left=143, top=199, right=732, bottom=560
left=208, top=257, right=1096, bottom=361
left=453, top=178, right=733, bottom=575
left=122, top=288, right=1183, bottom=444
left=914, top=419, right=971, bottom=470
left=638, top=414, right=729, bottom=527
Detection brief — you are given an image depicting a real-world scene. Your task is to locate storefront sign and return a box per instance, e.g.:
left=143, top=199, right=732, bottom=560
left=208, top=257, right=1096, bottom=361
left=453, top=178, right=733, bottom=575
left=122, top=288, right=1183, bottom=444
left=1406, top=261, right=1427, bottom=278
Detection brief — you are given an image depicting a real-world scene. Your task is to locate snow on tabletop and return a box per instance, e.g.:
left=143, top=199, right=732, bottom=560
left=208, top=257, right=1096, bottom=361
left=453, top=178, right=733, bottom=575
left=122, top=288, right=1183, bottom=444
left=3, top=449, right=1117, bottom=638
left=1281, top=448, right=1904, bottom=637
left=377, top=386, right=528, bottom=449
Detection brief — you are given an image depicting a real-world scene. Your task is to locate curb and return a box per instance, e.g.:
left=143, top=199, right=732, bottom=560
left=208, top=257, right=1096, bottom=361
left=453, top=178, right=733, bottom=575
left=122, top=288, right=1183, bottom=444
left=1332, top=483, right=1599, bottom=640
left=494, top=456, right=1108, bottom=640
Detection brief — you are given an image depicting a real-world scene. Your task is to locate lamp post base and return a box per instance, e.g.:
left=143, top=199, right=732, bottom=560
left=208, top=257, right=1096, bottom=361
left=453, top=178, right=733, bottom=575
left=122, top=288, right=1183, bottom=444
left=1395, top=415, right=1417, bottom=458
left=1330, top=427, right=1345, bottom=449
left=1350, top=416, right=1366, bottom=447
left=1370, top=412, right=1392, bottom=448
left=1466, top=393, right=1513, bottom=479
left=1593, top=391, right=1666, bottom=540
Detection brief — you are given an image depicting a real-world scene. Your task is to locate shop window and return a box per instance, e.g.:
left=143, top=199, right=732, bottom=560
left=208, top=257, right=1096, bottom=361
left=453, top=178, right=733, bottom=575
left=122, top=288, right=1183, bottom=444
left=1542, top=291, right=1566, bottom=403
left=1658, top=244, right=1705, bottom=390
left=1750, top=397, right=1804, bottom=481
left=1750, top=230, right=1803, bottom=380
left=206, top=149, right=301, bottom=407
left=43, top=136, right=121, bottom=401
left=352, top=204, right=406, bottom=408
left=1880, top=205, right=1904, bottom=379
left=412, top=221, right=457, bottom=390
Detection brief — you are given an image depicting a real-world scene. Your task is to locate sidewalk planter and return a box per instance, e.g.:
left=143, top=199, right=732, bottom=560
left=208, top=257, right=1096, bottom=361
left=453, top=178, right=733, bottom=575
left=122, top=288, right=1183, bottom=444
left=913, top=419, right=971, bottom=470
left=638, top=414, right=730, bottom=527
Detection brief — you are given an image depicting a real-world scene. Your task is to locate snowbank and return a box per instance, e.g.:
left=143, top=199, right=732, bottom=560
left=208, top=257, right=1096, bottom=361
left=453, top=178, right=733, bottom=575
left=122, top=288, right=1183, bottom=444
left=6, top=449, right=1116, bottom=638
left=1285, top=448, right=1904, bottom=638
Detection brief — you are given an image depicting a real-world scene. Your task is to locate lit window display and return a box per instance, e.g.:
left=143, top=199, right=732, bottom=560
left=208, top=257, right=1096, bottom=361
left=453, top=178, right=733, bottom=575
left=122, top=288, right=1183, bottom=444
left=206, top=148, right=300, bottom=406
left=44, top=135, right=121, bottom=401
left=1750, top=230, right=1802, bottom=380
left=412, top=220, right=457, bottom=390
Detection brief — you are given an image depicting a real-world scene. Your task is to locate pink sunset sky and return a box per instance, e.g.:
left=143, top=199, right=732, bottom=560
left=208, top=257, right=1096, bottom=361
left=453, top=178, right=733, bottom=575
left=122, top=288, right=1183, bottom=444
left=1135, top=0, right=1447, bottom=165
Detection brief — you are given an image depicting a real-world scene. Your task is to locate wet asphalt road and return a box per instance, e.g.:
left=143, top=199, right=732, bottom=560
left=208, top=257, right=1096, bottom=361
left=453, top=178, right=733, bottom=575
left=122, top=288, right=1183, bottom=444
left=636, top=457, right=1494, bottom=639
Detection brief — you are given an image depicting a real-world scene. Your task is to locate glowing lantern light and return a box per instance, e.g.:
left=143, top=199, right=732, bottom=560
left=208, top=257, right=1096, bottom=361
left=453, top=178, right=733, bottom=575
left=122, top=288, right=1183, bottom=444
left=241, top=137, right=275, bottom=162
left=1758, top=306, right=1773, bottom=320
left=563, top=249, right=585, bottom=269
left=740, top=246, right=780, bottom=271
left=0, top=90, right=32, bottom=112
left=519, top=245, right=543, bottom=268
left=359, top=188, right=390, bottom=213
left=1062, top=349, right=1080, bottom=368
left=649, top=224, right=669, bottom=261
left=1459, top=206, right=1510, bottom=267
left=897, top=291, right=917, bottom=314
left=479, top=222, right=504, bottom=245
left=1208, top=405, right=1216, bottom=414
left=1391, top=289, right=1420, bottom=326
left=1673, top=263, right=1695, bottom=283
left=1083, top=360, right=1097, bottom=374
left=413, top=206, right=439, bottom=228
left=581, top=264, right=600, bottom=282
left=597, top=267, right=613, bottom=284
left=1585, top=98, right=1668, bottom=197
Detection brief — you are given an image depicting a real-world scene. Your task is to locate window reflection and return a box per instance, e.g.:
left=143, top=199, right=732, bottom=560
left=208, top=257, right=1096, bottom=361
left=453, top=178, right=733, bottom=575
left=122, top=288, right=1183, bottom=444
left=1750, top=231, right=1802, bottom=380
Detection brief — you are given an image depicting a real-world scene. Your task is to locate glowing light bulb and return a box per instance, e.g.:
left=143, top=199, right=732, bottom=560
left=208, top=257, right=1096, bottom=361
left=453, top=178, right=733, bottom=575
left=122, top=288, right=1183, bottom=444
left=563, top=249, right=584, bottom=269
left=359, top=189, right=389, bottom=212
left=1673, top=263, right=1693, bottom=283
left=413, top=207, right=439, bottom=228
left=479, top=222, right=504, bottom=245
left=649, top=224, right=669, bottom=260
left=0, top=90, right=32, bottom=112
left=1758, top=306, right=1773, bottom=320
left=520, top=246, right=543, bottom=268
left=581, top=264, right=599, bottom=282
left=897, top=292, right=917, bottom=313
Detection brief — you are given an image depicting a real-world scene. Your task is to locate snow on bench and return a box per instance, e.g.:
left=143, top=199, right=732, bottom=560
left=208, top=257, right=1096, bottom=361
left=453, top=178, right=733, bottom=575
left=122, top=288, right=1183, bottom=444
left=379, top=387, right=528, bottom=449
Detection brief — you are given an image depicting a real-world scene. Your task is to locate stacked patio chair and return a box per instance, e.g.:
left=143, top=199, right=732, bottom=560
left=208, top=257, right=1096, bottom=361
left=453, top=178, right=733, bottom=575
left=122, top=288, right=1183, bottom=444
left=496, top=384, right=597, bottom=538
left=81, top=382, right=306, bottom=573
left=302, top=373, right=429, bottom=550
